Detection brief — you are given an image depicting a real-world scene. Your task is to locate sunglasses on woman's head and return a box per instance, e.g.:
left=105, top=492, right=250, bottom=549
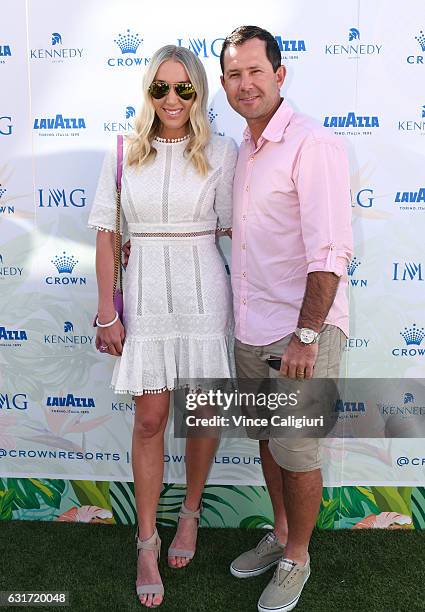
left=148, top=80, right=196, bottom=100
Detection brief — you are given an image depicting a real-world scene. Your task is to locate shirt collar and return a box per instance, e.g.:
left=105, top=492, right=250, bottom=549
left=243, top=99, right=294, bottom=144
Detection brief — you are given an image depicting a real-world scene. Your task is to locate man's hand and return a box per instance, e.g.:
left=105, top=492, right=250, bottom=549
left=280, top=335, right=319, bottom=379
left=122, top=240, right=131, bottom=269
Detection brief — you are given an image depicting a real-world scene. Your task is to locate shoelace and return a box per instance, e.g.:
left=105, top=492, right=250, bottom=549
left=256, top=531, right=277, bottom=555
left=274, top=558, right=296, bottom=585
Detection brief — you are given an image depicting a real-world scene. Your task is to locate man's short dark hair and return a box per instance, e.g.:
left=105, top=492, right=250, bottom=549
left=220, top=25, right=281, bottom=74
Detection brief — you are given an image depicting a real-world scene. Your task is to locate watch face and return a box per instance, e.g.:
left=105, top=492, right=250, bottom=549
left=300, top=329, right=316, bottom=343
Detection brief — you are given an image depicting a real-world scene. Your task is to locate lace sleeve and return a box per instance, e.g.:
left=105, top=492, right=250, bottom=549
left=214, top=137, right=238, bottom=230
left=88, top=146, right=125, bottom=234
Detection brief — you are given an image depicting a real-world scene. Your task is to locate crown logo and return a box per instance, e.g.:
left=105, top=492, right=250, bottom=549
left=347, top=256, right=361, bottom=276
left=126, top=106, right=135, bottom=119
left=349, top=28, right=360, bottom=41
left=421, top=105, right=425, bottom=118
left=208, top=108, right=218, bottom=124
left=415, top=30, right=425, bottom=52
left=400, top=323, right=425, bottom=346
left=114, top=29, right=143, bottom=54
left=64, top=321, right=73, bottom=332
left=404, top=392, right=414, bottom=404
left=51, top=32, right=62, bottom=46
left=51, top=251, right=78, bottom=274
left=0, top=185, right=6, bottom=198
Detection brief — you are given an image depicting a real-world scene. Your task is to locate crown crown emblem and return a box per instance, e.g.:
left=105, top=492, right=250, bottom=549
left=126, top=106, right=135, bottom=119
left=51, top=32, right=62, bottom=46
left=421, top=105, right=425, bottom=118
left=349, top=28, right=360, bottom=41
left=400, top=323, right=425, bottom=346
left=347, top=256, right=361, bottom=276
left=404, top=392, right=414, bottom=404
left=0, top=185, right=6, bottom=198
left=415, top=30, right=425, bottom=52
left=114, top=29, right=143, bottom=54
left=64, top=321, right=73, bottom=332
left=51, top=251, right=78, bottom=274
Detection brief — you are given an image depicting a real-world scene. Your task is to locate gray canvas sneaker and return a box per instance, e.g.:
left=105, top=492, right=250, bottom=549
left=230, top=531, right=285, bottom=578
left=257, top=555, right=310, bottom=612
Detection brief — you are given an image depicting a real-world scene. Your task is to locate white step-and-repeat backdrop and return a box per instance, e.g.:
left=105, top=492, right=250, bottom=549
left=1, top=0, right=425, bottom=487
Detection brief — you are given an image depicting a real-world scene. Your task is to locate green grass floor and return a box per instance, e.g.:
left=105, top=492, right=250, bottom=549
left=1, top=521, right=424, bottom=612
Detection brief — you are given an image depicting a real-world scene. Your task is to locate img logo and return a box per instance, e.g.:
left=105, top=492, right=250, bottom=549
left=351, top=188, right=374, bottom=208
left=395, top=187, right=425, bottom=211
left=107, top=29, right=148, bottom=67
left=393, top=262, right=423, bottom=281
left=406, top=30, right=425, bottom=64
left=392, top=324, right=425, bottom=357
left=30, top=32, right=84, bottom=62
left=274, top=35, right=307, bottom=61
left=177, top=36, right=224, bottom=58
left=347, top=257, right=367, bottom=288
left=0, top=326, right=28, bottom=347
left=0, top=393, right=28, bottom=410
left=0, top=253, right=23, bottom=279
left=0, top=44, right=12, bottom=63
left=44, top=320, right=94, bottom=348
left=38, top=187, right=86, bottom=208
left=0, top=184, right=14, bottom=215
left=325, top=27, right=382, bottom=57
left=0, top=116, right=12, bottom=136
left=324, top=112, right=379, bottom=136
left=46, top=393, right=95, bottom=414
left=45, top=252, right=87, bottom=286
left=103, top=105, right=135, bottom=132
left=33, top=114, right=86, bottom=137
left=397, top=104, right=425, bottom=133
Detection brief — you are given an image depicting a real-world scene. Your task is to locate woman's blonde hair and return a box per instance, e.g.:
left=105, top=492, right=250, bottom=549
left=126, top=45, right=211, bottom=175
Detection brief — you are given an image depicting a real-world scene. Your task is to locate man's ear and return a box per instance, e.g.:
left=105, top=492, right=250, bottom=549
left=276, top=65, right=286, bottom=88
left=220, top=74, right=225, bottom=89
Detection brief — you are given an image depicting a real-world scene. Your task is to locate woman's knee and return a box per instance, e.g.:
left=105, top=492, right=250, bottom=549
left=134, top=414, right=167, bottom=439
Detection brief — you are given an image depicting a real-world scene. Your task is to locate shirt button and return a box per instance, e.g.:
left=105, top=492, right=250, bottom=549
left=249, top=156, right=254, bottom=162
left=242, top=298, right=246, bottom=305
left=241, top=243, right=246, bottom=250
left=242, top=215, right=247, bottom=221
left=242, top=272, right=247, bottom=277
left=245, top=185, right=249, bottom=191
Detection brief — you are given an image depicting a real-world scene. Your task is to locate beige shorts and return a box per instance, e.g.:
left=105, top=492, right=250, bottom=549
left=234, top=324, right=346, bottom=472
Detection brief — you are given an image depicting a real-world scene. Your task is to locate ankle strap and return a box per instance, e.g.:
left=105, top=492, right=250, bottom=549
left=136, top=527, right=161, bottom=552
left=179, top=501, right=202, bottom=520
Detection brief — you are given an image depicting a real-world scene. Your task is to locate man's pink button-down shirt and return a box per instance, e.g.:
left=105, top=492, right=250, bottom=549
left=231, top=100, right=353, bottom=346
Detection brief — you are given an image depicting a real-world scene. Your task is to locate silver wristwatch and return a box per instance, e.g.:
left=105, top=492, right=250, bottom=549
left=294, top=327, right=320, bottom=344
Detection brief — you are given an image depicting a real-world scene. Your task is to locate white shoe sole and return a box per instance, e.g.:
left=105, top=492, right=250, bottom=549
left=230, top=558, right=279, bottom=579
left=257, top=568, right=310, bottom=612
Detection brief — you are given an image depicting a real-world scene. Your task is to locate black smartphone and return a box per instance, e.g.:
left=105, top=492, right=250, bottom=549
left=266, top=356, right=282, bottom=371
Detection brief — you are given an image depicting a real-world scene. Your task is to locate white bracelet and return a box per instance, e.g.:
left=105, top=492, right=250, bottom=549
left=96, top=312, right=119, bottom=328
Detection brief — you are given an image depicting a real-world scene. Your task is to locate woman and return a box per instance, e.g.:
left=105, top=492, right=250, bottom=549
left=88, top=45, right=237, bottom=607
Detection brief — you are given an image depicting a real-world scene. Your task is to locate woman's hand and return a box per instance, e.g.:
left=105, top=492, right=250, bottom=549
left=95, top=318, right=126, bottom=356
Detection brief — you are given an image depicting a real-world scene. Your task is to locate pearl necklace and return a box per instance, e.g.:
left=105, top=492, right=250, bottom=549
left=154, top=135, right=190, bottom=143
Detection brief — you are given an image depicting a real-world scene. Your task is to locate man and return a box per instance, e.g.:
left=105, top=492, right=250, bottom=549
left=220, top=26, right=353, bottom=612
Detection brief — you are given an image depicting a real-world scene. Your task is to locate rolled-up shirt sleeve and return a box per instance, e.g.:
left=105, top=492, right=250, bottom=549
left=294, top=137, right=353, bottom=277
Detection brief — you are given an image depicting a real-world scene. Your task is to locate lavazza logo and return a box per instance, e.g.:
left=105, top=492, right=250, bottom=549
left=30, top=32, right=84, bottom=62
left=324, top=111, right=379, bottom=136
left=44, top=320, right=94, bottom=348
left=0, top=115, right=12, bottom=136
left=46, top=393, right=95, bottom=415
left=0, top=325, right=28, bottom=347
left=107, top=29, right=148, bottom=67
left=347, top=257, right=367, bottom=288
left=0, top=43, right=12, bottom=63
left=0, top=253, right=23, bottom=279
left=45, top=252, right=86, bottom=285
left=325, top=27, right=383, bottom=57
left=0, top=393, right=28, bottom=410
left=392, top=324, right=425, bottom=357
left=104, top=105, right=135, bottom=132
left=38, top=187, right=86, bottom=208
left=0, top=184, right=14, bottom=215
left=33, top=113, right=86, bottom=137
left=397, top=104, right=425, bottom=134
left=395, top=187, right=425, bottom=211
left=334, top=399, right=366, bottom=419
left=406, top=29, right=425, bottom=64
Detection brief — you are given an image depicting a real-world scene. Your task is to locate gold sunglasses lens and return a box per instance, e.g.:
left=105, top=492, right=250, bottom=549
left=175, top=82, right=196, bottom=99
left=149, top=81, right=170, bottom=99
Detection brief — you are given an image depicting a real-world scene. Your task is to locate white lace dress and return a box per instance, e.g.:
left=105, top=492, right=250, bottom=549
left=88, top=134, right=237, bottom=394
